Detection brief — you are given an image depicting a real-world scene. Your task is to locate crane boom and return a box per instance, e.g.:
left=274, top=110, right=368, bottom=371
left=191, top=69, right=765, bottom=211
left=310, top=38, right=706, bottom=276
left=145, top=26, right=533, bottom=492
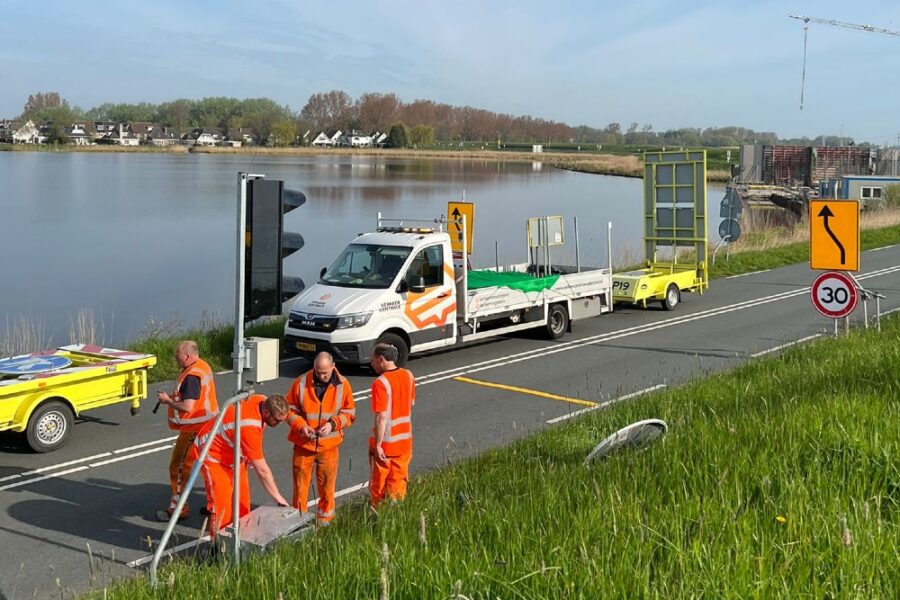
left=789, top=15, right=900, bottom=37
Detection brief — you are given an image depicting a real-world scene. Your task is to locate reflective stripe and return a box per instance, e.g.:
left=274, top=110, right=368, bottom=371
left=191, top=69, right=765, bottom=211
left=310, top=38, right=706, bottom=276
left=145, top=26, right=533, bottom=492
left=223, top=419, right=263, bottom=430
left=383, top=431, right=412, bottom=443
left=172, top=411, right=218, bottom=425
left=318, top=509, right=335, bottom=518
left=408, top=369, right=416, bottom=405
left=318, top=431, right=340, bottom=440
left=340, top=408, right=356, bottom=416
left=390, top=416, right=410, bottom=426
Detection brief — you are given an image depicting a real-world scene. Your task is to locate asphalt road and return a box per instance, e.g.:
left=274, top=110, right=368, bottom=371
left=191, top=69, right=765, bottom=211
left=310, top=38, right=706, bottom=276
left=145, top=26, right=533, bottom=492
left=2, top=246, right=899, bottom=598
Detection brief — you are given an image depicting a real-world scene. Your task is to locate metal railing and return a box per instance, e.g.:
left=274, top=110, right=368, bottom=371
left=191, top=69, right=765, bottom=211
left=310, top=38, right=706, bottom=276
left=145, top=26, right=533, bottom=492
left=149, top=389, right=251, bottom=587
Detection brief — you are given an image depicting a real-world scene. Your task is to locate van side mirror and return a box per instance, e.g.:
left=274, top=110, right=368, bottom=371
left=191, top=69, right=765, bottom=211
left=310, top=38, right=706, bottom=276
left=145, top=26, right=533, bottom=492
left=319, top=267, right=327, bottom=279
left=397, top=280, right=409, bottom=293
left=410, top=276, right=426, bottom=293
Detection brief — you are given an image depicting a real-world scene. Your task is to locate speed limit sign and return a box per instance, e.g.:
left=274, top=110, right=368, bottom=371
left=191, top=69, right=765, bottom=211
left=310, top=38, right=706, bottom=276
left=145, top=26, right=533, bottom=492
left=811, top=271, right=858, bottom=318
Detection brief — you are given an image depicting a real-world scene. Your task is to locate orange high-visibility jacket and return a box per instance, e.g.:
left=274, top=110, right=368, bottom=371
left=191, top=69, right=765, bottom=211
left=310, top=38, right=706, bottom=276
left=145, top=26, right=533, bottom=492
left=369, top=368, right=415, bottom=457
left=286, top=369, right=356, bottom=452
left=168, top=358, right=219, bottom=433
left=194, top=394, right=266, bottom=468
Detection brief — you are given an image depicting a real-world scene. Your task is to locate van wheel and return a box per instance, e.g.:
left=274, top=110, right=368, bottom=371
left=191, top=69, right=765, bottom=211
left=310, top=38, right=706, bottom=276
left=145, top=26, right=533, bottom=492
left=375, top=333, right=409, bottom=368
left=26, top=400, right=73, bottom=453
left=545, top=304, right=569, bottom=340
left=662, top=284, right=681, bottom=311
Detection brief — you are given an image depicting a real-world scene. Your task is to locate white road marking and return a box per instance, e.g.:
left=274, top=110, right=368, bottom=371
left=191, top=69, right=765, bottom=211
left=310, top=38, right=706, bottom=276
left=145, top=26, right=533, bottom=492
left=546, top=384, right=668, bottom=424
left=750, top=334, right=822, bottom=358
left=725, top=269, right=771, bottom=279
left=113, top=436, right=178, bottom=454
left=8, top=263, right=900, bottom=491
left=90, top=445, right=174, bottom=468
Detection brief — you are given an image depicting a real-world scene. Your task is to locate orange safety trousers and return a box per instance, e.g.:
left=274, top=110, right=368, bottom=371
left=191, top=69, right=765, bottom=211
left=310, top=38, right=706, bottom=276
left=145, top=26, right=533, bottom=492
left=292, top=446, right=339, bottom=524
left=369, top=451, right=412, bottom=508
left=167, top=431, right=196, bottom=515
left=200, top=460, right=250, bottom=538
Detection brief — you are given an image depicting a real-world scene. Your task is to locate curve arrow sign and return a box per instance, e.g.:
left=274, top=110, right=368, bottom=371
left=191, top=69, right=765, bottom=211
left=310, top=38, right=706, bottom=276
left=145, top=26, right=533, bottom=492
left=817, top=204, right=845, bottom=265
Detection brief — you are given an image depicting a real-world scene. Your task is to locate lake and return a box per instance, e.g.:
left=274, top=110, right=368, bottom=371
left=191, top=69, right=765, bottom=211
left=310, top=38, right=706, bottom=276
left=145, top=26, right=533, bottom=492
left=1, top=152, right=725, bottom=346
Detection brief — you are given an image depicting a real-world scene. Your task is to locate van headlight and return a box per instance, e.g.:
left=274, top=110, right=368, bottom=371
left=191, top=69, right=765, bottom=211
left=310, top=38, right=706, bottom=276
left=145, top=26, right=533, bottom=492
left=336, top=311, right=373, bottom=329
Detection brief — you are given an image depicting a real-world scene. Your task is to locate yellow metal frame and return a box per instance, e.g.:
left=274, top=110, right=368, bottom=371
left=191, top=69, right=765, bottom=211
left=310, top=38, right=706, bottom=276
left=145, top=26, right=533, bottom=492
left=0, top=349, right=156, bottom=433
left=613, top=150, right=709, bottom=305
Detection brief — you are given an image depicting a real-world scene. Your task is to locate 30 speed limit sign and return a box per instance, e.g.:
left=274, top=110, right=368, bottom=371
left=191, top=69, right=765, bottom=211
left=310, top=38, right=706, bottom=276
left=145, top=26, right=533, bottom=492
left=810, top=271, right=858, bottom=318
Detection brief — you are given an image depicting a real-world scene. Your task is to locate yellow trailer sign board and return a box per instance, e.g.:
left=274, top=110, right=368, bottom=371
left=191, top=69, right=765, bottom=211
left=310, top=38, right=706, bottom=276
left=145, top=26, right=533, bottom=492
left=809, top=200, right=859, bottom=272
left=447, top=201, right=474, bottom=253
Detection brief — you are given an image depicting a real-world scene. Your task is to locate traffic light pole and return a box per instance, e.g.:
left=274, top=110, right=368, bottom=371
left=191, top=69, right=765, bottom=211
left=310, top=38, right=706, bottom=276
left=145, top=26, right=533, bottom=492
left=232, top=171, right=265, bottom=564
left=232, top=171, right=248, bottom=564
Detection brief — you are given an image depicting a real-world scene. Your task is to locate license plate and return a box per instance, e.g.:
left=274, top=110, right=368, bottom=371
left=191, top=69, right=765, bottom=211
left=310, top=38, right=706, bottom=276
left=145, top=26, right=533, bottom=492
left=296, top=342, right=316, bottom=352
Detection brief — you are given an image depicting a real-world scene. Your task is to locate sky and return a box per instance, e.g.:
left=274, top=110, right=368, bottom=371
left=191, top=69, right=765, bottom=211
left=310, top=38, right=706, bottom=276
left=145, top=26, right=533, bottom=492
left=2, top=0, right=899, bottom=144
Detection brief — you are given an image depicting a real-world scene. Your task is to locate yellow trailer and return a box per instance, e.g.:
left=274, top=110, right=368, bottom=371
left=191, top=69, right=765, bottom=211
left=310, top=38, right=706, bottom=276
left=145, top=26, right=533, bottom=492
left=613, top=150, right=709, bottom=310
left=0, top=344, right=156, bottom=452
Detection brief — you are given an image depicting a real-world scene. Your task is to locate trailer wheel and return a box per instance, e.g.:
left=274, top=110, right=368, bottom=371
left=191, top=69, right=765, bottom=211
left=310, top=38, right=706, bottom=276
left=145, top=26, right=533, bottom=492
left=546, top=304, right=569, bottom=340
left=662, top=284, right=681, bottom=311
left=26, top=400, right=74, bottom=453
left=375, top=333, right=409, bottom=368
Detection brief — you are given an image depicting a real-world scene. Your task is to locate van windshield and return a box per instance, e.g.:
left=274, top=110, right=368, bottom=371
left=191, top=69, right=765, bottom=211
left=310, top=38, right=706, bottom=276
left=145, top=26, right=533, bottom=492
left=320, top=244, right=412, bottom=289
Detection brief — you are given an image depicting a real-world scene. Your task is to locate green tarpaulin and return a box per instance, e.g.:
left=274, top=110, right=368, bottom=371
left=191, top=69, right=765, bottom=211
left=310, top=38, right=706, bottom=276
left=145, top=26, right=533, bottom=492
left=466, top=270, right=560, bottom=293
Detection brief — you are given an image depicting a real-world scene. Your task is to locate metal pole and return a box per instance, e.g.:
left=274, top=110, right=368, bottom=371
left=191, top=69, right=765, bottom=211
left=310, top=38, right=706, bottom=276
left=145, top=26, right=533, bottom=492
left=461, top=215, right=468, bottom=322
left=876, top=296, right=882, bottom=331
left=574, top=216, right=580, bottom=273
left=494, top=240, right=499, bottom=272
left=844, top=316, right=850, bottom=335
left=607, top=222, right=613, bottom=275
left=232, top=172, right=250, bottom=564
left=863, top=298, right=869, bottom=329
left=834, top=318, right=838, bottom=336
left=150, top=391, right=250, bottom=587
left=545, top=218, right=553, bottom=276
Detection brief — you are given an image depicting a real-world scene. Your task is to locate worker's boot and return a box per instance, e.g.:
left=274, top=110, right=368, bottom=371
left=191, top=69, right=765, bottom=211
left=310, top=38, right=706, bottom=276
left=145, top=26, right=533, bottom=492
left=156, top=507, right=189, bottom=522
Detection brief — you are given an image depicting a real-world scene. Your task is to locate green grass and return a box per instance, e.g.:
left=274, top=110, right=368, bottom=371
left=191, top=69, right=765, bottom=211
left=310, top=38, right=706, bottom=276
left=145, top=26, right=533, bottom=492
left=709, top=222, right=900, bottom=278
left=100, top=314, right=900, bottom=599
left=128, top=318, right=285, bottom=383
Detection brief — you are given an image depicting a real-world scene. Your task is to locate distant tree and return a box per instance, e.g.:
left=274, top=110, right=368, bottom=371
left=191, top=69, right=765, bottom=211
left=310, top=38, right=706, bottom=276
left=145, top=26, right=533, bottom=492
left=386, top=122, right=409, bottom=148
left=156, top=99, right=192, bottom=130
left=269, top=119, right=297, bottom=147
left=44, top=123, right=70, bottom=145
left=409, top=124, right=434, bottom=147
left=300, top=90, right=356, bottom=133
left=357, top=92, right=401, bottom=133
left=22, top=92, right=68, bottom=118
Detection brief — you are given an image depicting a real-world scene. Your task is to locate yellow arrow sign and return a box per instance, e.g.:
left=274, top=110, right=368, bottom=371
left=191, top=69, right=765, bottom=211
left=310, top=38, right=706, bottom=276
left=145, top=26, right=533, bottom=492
left=809, top=200, right=859, bottom=272
left=447, top=201, right=474, bottom=253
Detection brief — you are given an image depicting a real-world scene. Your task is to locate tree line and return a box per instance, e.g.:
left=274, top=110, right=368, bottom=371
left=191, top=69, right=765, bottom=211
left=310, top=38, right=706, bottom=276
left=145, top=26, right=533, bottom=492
left=15, top=91, right=853, bottom=148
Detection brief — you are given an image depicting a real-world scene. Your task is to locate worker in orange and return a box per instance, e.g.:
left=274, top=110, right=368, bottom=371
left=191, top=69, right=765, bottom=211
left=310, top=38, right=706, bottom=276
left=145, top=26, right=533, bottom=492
left=368, top=343, right=415, bottom=508
left=155, top=340, right=218, bottom=522
left=192, top=393, right=291, bottom=537
left=285, top=351, right=356, bottom=525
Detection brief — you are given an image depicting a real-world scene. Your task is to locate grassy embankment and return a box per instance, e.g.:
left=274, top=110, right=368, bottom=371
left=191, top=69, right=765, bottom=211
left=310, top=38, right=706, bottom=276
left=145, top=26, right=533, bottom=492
left=99, top=311, right=900, bottom=599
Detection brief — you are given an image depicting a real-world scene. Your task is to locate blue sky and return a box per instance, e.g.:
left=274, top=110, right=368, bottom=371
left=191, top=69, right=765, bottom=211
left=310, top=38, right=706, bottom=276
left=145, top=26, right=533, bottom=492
left=2, top=0, right=898, bottom=143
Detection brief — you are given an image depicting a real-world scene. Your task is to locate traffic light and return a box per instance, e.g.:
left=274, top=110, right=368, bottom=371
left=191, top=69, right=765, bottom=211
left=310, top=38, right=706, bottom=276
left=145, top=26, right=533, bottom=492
left=245, top=178, right=305, bottom=321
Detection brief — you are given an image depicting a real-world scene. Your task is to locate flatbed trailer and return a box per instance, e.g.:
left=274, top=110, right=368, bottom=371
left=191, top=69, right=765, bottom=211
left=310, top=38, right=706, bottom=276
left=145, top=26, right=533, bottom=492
left=0, top=344, right=156, bottom=452
left=613, top=150, right=709, bottom=310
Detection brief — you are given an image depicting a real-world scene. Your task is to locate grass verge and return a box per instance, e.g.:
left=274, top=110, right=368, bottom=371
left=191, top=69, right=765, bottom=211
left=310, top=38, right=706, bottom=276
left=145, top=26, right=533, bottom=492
left=100, top=314, right=900, bottom=599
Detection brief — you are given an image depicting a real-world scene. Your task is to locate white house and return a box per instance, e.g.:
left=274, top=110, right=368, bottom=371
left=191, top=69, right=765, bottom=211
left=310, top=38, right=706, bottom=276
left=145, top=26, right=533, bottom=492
left=340, top=132, right=374, bottom=147
left=12, top=120, right=40, bottom=144
left=104, top=124, right=140, bottom=146
left=67, top=123, right=93, bottom=145
left=311, top=131, right=333, bottom=147
left=329, top=130, right=343, bottom=145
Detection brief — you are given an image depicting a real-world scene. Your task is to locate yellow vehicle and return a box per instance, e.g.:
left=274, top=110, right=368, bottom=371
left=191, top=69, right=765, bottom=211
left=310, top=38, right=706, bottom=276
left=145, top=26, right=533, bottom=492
left=613, top=150, right=709, bottom=310
left=0, top=344, right=156, bottom=452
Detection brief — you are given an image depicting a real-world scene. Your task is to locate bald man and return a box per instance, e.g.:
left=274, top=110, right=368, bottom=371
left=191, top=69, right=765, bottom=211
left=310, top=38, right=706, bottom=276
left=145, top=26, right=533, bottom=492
left=284, top=352, right=356, bottom=526
left=156, top=340, right=219, bottom=521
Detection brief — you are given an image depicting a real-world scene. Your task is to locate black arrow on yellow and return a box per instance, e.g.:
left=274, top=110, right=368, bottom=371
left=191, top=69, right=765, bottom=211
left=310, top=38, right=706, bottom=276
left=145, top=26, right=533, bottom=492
left=451, top=207, right=462, bottom=232
left=818, top=204, right=845, bottom=265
